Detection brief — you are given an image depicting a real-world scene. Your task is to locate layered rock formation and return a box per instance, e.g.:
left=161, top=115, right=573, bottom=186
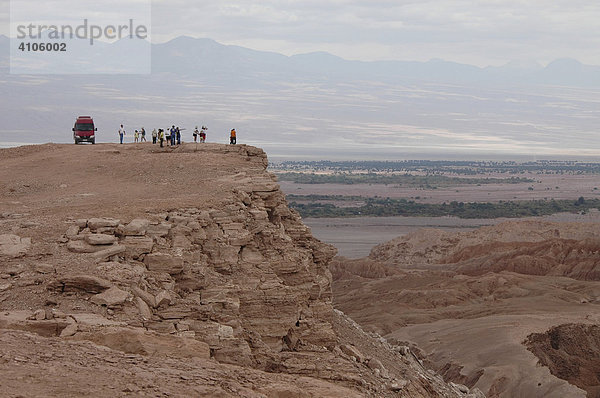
left=333, top=221, right=600, bottom=397
left=526, top=323, right=600, bottom=398
left=369, top=220, right=600, bottom=270
left=0, top=143, right=470, bottom=397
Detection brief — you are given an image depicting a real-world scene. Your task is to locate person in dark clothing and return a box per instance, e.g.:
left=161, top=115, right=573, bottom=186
left=176, top=127, right=181, bottom=145
left=170, top=125, right=176, bottom=146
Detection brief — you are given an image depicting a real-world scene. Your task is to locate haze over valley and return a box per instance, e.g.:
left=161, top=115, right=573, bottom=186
left=2, top=35, right=600, bottom=160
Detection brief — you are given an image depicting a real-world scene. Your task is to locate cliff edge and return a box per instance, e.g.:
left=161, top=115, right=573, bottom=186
left=0, top=143, right=473, bottom=397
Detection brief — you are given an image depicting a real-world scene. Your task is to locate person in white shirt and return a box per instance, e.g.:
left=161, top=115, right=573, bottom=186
left=118, top=124, right=126, bottom=144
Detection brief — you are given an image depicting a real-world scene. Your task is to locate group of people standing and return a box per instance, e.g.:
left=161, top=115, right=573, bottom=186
left=134, top=128, right=147, bottom=143
left=193, top=126, right=207, bottom=143
left=162, top=125, right=182, bottom=147
left=117, top=124, right=239, bottom=146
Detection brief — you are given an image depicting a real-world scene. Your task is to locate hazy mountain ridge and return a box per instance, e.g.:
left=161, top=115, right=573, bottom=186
left=2, top=34, right=599, bottom=86
left=2, top=34, right=600, bottom=159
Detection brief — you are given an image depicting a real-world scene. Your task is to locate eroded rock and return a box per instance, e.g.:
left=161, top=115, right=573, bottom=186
left=122, top=236, right=154, bottom=259
left=0, top=234, right=31, bottom=258
left=144, top=253, right=184, bottom=275
left=86, top=234, right=118, bottom=246
left=120, top=219, right=150, bottom=236
left=92, top=245, right=126, bottom=262
left=49, top=275, right=112, bottom=294
left=90, top=286, right=130, bottom=307
left=67, top=240, right=103, bottom=254
left=88, top=218, right=120, bottom=230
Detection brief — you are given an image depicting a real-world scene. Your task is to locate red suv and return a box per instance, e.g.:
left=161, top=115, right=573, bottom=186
left=73, top=116, right=97, bottom=144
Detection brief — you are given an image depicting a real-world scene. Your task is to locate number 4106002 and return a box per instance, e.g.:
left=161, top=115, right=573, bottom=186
left=18, top=42, right=67, bottom=52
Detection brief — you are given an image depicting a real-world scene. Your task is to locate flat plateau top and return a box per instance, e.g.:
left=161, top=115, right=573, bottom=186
left=0, top=143, right=267, bottom=220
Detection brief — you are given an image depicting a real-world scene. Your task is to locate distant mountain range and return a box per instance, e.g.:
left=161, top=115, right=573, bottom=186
left=3, top=34, right=600, bottom=86
left=2, top=35, right=600, bottom=160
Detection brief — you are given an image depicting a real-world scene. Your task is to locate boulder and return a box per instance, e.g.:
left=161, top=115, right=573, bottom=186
left=88, top=218, right=120, bottom=230
left=136, top=297, right=152, bottom=320
left=340, top=344, right=366, bottom=363
left=155, top=290, right=171, bottom=307
left=59, top=323, right=78, bottom=337
left=75, top=219, right=88, bottom=228
left=121, top=219, right=150, bottom=236
left=367, top=358, right=389, bottom=378
left=49, top=275, right=112, bottom=294
left=67, top=240, right=103, bottom=253
left=144, top=253, right=184, bottom=275
left=65, top=225, right=80, bottom=238
left=0, top=311, right=70, bottom=337
left=450, top=383, right=470, bottom=394
left=90, top=286, right=129, bottom=307
left=0, top=234, right=31, bottom=258
left=172, top=234, right=192, bottom=249
left=146, top=223, right=171, bottom=238
left=0, top=282, right=12, bottom=291
left=211, top=338, right=253, bottom=366
left=86, top=234, right=118, bottom=246
left=95, top=262, right=145, bottom=284
left=389, top=380, right=408, bottom=392
left=122, top=236, right=154, bottom=259
left=131, top=286, right=156, bottom=308
left=30, top=309, right=46, bottom=320
left=91, top=245, right=126, bottom=262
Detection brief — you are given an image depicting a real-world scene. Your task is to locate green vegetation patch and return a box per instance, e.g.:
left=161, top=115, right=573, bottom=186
left=276, top=172, right=532, bottom=187
left=288, top=195, right=599, bottom=219
left=271, top=160, right=600, bottom=175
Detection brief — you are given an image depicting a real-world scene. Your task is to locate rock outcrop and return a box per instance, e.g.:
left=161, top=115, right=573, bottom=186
left=0, top=234, right=31, bottom=258
left=0, top=143, right=467, bottom=397
left=526, top=323, right=600, bottom=398
left=369, top=220, right=600, bottom=270
left=333, top=221, right=600, bottom=397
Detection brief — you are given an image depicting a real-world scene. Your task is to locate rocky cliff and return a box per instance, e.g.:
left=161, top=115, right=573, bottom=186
left=0, top=143, right=472, bottom=397
left=333, top=220, right=600, bottom=397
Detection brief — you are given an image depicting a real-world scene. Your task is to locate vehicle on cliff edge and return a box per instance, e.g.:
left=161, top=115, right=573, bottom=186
left=72, top=116, right=97, bottom=144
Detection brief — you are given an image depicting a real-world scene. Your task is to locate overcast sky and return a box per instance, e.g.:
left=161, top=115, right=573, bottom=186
left=2, top=0, right=600, bottom=67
